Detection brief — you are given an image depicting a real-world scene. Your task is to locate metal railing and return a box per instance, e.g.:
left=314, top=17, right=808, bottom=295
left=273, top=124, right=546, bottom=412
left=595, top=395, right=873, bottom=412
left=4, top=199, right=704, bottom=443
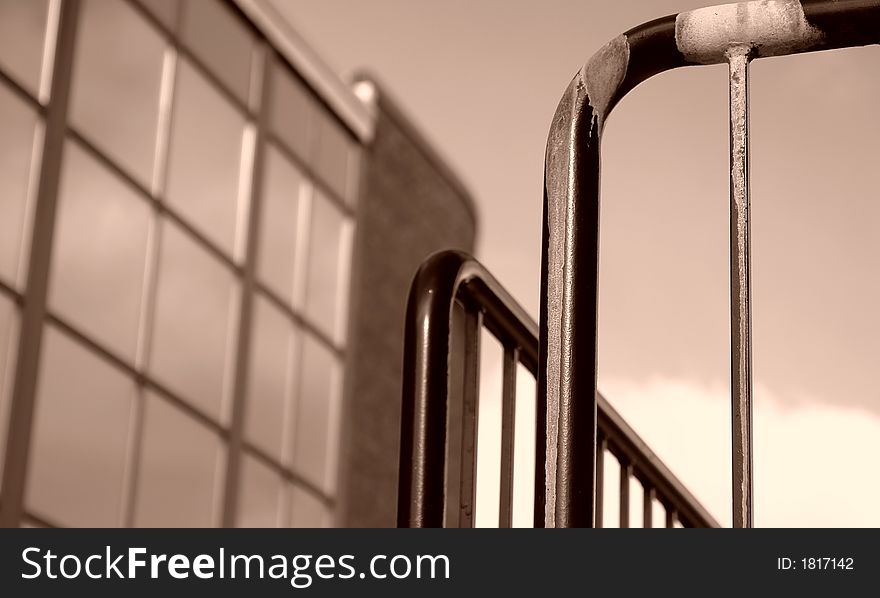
left=398, top=250, right=718, bottom=528
left=398, top=0, right=878, bottom=528
left=540, top=0, right=880, bottom=528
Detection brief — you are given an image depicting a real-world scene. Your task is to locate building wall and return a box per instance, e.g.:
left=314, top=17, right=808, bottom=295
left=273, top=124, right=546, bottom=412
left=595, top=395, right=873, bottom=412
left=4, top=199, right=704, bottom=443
left=338, top=78, right=477, bottom=527
left=0, top=0, right=476, bottom=529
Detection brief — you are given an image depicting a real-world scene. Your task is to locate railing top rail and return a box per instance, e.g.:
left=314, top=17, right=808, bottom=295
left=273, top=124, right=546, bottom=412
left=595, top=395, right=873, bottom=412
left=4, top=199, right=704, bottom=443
left=548, top=0, right=880, bottom=135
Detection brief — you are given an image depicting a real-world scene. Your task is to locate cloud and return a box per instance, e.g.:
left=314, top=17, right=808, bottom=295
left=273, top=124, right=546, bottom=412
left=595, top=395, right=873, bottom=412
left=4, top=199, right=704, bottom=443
left=474, top=353, right=880, bottom=527
left=591, top=377, right=880, bottom=528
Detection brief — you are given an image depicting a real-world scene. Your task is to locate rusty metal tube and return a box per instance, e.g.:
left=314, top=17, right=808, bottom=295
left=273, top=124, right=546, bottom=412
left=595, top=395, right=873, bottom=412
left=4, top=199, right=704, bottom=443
left=727, top=46, right=754, bottom=529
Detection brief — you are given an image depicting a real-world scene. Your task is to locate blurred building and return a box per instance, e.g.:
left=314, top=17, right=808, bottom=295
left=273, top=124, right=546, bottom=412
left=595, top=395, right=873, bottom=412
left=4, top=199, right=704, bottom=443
left=0, top=0, right=475, bottom=528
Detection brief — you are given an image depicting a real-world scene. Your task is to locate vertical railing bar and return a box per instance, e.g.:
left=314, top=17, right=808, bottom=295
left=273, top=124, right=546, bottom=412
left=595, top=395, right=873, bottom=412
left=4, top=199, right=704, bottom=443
left=727, top=45, right=754, bottom=529
left=595, top=435, right=606, bottom=528
left=643, top=485, right=654, bottom=529
left=532, top=365, right=546, bottom=528
left=457, top=307, right=482, bottom=528
left=666, top=507, right=676, bottom=529
left=619, top=461, right=631, bottom=528
left=442, top=302, right=466, bottom=527
left=498, top=345, right=518, bottom=528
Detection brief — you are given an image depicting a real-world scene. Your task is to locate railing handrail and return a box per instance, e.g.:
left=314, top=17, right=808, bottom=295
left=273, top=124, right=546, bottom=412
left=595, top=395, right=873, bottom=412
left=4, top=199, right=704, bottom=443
left=399, top=250, right=719, bottom=528
left=398, top=250, right=543, bottom=527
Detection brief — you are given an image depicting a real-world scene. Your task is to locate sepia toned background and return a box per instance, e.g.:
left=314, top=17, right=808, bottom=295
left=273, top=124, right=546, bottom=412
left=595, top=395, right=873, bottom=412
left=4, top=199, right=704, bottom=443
left=1, top=0, right=877, bottom=528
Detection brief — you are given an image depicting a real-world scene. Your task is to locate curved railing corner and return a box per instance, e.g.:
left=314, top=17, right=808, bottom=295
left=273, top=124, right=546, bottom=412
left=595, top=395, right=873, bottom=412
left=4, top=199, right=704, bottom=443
left=399, top=250, right=719, bottom=529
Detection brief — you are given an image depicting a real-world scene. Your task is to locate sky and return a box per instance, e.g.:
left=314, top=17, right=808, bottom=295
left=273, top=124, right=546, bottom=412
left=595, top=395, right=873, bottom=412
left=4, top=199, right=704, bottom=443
left=274, top=0, right=880, bottom=527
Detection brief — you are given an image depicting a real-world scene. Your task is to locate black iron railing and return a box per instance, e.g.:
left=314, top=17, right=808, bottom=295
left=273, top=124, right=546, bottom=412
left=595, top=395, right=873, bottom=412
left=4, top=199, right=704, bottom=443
left=398, top=250, right=718, bottom=528
left=540, top=0, right=880, bottom=528
left=399, top=0, right=879, bottom=529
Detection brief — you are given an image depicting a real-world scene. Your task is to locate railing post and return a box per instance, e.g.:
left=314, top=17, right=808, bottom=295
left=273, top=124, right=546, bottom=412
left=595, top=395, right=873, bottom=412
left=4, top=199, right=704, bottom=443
left=541, top=51, right=611, bottom=527
left=619, top=461, right=632, bottom=528
left=456, top=308, right=482, bottom=528
left=727, top=45, right=754, bottom=529
left=498, top=346, right=519, bottom=528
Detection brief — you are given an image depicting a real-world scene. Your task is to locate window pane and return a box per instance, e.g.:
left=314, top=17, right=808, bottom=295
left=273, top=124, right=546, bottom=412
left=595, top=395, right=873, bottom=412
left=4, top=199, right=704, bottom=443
left=313, top=117, right=353, bottom=203
left=49, top=142, right=151, bottom=361
left=27, top=326, right=135, bottom=527
left=293, top=336, right=340, bottom=493
left=0, top=0, right=50, bottom=98
left=257, top=144, right=304, bottom=303
left=150, top=220, right=237, bottom=421
left=245, top=294, right=296, bottom=462
left=237, top=454, right=282, bottom=528
left=181, top=0, right=255, bottom=104
left=0, top=83, right=40, bottom=289
left=304, top=192, right=350, bottom=342
left=0, top=294, right=19, bottom=486
left=135, top=0, right=179, bottom=31
left=135, top=392, right=223, bottom=527
left=165, top=59, right=247, bottom=256
left=270, top=64, right=316, bottom=163
left=70, top=0, right=166, bottom=187
left=289, top=484, right=329, bottom=528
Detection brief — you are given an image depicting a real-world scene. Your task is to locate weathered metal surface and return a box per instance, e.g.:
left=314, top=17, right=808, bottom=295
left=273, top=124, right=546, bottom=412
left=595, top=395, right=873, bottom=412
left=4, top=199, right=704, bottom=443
left=727, top=45, right=754, bottom=529
left=676, top=0, right=823, bottom=63
left=583, top=35, right=630, bottom=129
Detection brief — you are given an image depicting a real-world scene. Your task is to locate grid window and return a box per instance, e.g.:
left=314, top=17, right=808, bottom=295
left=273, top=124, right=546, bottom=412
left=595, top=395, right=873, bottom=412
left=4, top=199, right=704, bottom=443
left=49, top=142, right=151, bottom=362
left=3, top=0, right=362, bottom=529
left=0, top=0, right=52, bottom=99
left=0, top=294, right=19, bottom=485
left=69, top=0, right=167, bottom=188
left=289, top=484, right=329, bottom=528
left=313, top=116, right=354, bottom=203
left=246, top=294, right=297, bottom=462
left=165, top=59, right=248, bottom=257
left=257, top=144, right=306, bottom=304
left=26, top=326, right=135, bottom=527
left=293, top=336, right=340, bottom=493
left=0, top=83, right=41, bottom=290
left=150, top=219, right=238, bottom=422
left=181, top=0, right=256, bottom=105
left=270, top=64, right=316, bottom=164
left=135, top=391, right=224, bottom=527
left=304, top=191, right=351, bottom=342
left=237, top=453, right=283, bottom=528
